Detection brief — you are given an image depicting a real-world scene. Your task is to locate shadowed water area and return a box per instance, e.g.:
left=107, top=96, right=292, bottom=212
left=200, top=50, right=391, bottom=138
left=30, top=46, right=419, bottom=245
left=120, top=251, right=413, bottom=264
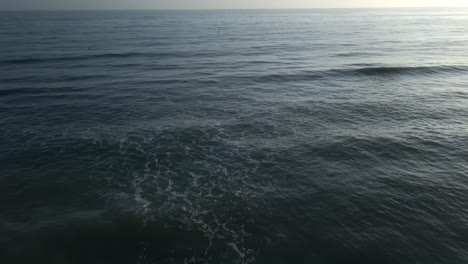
left=0, top=8, right=468, bottom=264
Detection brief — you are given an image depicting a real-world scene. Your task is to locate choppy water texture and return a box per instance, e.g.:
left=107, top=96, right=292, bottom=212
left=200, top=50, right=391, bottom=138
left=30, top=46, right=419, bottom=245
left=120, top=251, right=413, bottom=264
left=1, top=8, right=468, bottom=264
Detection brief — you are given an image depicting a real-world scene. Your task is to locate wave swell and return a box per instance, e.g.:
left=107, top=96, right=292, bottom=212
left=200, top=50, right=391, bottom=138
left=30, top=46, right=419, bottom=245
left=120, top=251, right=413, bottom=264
left=247, top=65, right=468, bottom=83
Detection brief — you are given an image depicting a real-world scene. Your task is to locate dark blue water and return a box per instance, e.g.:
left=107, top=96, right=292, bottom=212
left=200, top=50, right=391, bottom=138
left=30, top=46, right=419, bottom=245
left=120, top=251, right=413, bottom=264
left=1, top=8, right=468, bottom=264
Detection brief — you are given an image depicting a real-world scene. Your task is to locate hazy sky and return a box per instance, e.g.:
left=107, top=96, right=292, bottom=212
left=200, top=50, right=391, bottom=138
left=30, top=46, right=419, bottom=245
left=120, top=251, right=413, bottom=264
left=1, top=0, right=468, bottom=10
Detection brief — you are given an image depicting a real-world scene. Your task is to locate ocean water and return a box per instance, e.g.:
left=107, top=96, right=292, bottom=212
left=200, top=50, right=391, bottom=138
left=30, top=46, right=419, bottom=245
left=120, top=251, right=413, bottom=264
left=1, top=8, right=468, bottom=264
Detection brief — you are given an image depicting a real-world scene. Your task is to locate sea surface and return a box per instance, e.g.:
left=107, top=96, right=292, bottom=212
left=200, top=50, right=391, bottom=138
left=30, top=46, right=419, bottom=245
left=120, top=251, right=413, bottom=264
left=1, top=8, right=468, bottom=264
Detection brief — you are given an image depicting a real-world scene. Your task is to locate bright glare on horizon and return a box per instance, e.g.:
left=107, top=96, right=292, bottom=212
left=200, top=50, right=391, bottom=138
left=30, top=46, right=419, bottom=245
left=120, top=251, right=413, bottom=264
left=1, top=0, right=468, bottom=10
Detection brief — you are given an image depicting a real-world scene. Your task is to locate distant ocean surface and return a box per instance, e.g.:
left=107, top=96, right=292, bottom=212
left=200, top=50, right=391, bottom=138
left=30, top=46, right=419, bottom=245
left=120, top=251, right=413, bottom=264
left=1, top=8, right=468, bottom=264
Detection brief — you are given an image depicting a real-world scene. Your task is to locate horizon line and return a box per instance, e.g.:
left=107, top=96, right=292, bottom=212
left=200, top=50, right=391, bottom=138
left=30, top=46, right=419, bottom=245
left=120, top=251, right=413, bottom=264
left=1, top=6, right=468, bottom=12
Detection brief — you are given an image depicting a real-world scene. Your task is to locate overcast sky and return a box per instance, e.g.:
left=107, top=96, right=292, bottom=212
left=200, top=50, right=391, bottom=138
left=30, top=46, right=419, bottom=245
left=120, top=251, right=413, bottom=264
left=1, top=0, right=468, bottom=10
